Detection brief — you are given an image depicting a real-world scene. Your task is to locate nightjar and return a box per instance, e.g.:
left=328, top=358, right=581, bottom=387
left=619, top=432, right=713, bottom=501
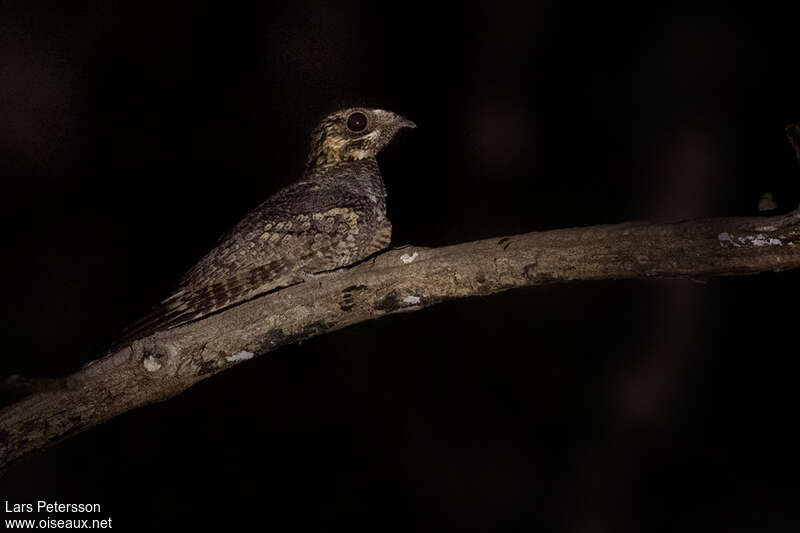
left=118, top=107, right=415, bottom=345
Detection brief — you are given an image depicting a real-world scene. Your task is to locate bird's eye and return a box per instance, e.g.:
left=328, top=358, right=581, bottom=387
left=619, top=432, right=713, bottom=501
left=346, top=112, right=368, bottom=132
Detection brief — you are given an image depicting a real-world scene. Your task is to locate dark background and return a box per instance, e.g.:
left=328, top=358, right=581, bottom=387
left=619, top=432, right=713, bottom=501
left=2, top=1, right=799, bottom=531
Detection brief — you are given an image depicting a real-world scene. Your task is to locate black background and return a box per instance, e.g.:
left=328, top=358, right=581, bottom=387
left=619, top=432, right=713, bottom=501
left=2, top=1, right=799, bottom=531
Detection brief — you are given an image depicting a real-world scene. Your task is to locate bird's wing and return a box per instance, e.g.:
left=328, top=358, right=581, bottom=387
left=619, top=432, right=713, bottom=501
left=113, top=182, right=370, bottom=347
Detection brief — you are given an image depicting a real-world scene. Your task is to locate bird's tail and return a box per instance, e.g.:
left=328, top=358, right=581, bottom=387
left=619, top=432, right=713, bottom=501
left=109, top=259, right=293, bottom=351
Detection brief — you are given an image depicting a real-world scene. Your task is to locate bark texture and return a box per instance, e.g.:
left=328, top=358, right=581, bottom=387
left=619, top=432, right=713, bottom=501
left=2, top=210, right=800, bottom=474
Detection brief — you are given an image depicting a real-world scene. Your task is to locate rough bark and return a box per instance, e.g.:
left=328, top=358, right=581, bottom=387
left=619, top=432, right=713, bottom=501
left=2, top=209, right=800, bottom=474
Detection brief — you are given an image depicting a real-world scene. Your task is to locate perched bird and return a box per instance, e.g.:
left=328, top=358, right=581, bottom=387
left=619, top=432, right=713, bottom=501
left=117, top=107, right=415, bottom=345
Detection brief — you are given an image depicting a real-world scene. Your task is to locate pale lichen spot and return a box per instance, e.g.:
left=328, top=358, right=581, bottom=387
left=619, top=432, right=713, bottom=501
left=226, top=350, right=254, bottom=363
left=403, top=295, right=421, bottom=304
left=400, top=252, right=419, bottom=264
left=718, top=232, right=741, bottom=248
left=143, top=356, right=162, bottom=372
left=746, top=234, right=782, bottom=247
left=719, top=232, right=783, bottom=248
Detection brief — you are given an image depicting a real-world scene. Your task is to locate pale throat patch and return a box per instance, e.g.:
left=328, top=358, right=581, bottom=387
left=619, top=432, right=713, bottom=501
left=311, top=128, right=382, bottom=167
left=350, top=130, right=381, bottom=160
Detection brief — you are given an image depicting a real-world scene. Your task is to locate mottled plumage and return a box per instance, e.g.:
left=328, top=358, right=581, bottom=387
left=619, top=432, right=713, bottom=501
left=117, top=108, right=415, bottom=344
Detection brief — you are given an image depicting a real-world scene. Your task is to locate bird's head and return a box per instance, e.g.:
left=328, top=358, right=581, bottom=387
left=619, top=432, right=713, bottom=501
left=306, top=108, right=416, bottom=170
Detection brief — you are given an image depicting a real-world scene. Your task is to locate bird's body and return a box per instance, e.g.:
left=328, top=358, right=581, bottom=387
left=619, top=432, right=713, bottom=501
left=117, top=108, right=414, bottom=345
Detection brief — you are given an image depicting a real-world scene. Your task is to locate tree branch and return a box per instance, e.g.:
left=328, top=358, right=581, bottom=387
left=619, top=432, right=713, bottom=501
left=3, top=209, right=800, bottom=474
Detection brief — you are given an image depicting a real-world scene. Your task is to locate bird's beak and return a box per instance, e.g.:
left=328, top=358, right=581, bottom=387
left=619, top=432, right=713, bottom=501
left=396, top=115, right=417, bottom=129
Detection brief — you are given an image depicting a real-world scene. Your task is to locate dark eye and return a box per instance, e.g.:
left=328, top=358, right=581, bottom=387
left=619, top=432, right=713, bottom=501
left=346, top=112, right=367, bottom=132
